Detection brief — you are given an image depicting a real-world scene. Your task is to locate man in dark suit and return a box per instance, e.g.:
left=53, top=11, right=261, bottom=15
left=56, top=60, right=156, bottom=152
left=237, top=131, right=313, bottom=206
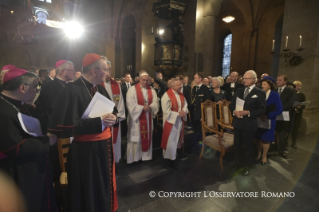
left=221, top=71, right=244, bottom=101
left=183, top=75, right=191, bottom=91
left=229, top=70, right=266, bottom=176
left=190, top=73, right=212, bottom=149
left=121, top=73, right=132, bottom=137
left=177, top=75, right=191, bottom=107
left=42, top=68, right=56, bottom=85
left=275, top=75, right=295, bottom=159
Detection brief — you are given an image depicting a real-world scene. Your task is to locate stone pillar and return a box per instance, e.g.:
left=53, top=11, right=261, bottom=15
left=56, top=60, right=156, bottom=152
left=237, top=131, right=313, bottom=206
left=201, top=0, right=222, bottom=76
left=135, top=26, right=142, bottom=74
left=278, top=0, right=319, bottom=134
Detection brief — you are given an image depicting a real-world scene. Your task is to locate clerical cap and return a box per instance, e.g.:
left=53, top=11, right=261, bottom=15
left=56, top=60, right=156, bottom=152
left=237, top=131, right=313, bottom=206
left=1, top=64, right=16, bottom=71
left=261, top=76, right=275, bottom=84
left=55, top=60, right=68, bottom=68
left=82, top=53, right=101, bottom=67
left=3, top=67, right=28, bottom=83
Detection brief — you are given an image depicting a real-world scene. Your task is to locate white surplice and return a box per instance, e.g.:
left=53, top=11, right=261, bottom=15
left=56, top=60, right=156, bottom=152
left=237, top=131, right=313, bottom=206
left=104, top=80, right=125, bottom=163
left=126, top=85, right=159, bottom=163
left=161, top=91, right=188, bottom=160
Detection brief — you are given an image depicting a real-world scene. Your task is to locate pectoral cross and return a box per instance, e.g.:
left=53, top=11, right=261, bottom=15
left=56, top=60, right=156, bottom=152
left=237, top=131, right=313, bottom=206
left=141, top=126, right=148, bottom=138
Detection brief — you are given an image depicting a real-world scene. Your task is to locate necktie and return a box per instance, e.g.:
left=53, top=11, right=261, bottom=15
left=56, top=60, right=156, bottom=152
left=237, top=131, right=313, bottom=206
left=279, top=88, right=282, bottom=95
left=196, top=86, right=199, bottom=92
left=244, top=87, right=250, bottom=99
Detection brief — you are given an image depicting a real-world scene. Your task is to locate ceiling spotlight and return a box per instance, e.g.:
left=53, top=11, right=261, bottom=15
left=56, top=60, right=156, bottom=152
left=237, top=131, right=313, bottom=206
left=63, top=21, right=83, bottom=39
left=222, top=16, right=235, bottom=23
left=159, top=29, right=164, bottom=35
left=11, top=11, right=14, bottom=14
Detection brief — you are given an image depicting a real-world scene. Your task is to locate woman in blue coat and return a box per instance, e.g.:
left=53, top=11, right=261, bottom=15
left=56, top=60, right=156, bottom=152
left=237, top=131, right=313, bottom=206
left=256, top=76, right=283, bottom=164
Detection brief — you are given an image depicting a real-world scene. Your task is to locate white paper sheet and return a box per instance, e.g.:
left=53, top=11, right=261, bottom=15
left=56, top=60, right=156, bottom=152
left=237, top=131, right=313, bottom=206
left=257, top=117, right=271, bottom=129
left=81, top=92, right=115, bottom=119
left=17, top=112, right=43, bottom=137
left=276, top=111, right=290, bottom=121
left=235, top=97, right=245, bottom=111
left=292, top=101, right=311, bottom=107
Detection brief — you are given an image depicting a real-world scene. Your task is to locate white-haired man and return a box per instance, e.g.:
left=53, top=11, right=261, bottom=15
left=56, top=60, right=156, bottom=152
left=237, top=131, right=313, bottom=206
left=126, top=70, right=159, bottom=163
left=36, top=60, right=75, bottom=118
left=49, top=53, right=119, bottom=212
left=35, top=60, right=75, bottom=183
left=221, top=71, right=244, bottom=101
left=229, top=70, right=266, bottom=176
left=103, top=60, right=125, bottom=163
left=161, top=78, right=188, bottom=169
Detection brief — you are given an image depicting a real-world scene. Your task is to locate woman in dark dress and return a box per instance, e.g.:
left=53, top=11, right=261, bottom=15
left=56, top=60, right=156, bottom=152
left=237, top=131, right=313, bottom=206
left=211, top=77, right=227, bottom=103
left=255, top=76, right=283, bottom=164
left=291, top=81, right=306, bottom=148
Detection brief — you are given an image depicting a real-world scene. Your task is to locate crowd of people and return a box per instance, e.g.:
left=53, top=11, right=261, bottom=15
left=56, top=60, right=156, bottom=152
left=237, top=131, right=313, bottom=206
left=0, top=55, right=306, bottom=212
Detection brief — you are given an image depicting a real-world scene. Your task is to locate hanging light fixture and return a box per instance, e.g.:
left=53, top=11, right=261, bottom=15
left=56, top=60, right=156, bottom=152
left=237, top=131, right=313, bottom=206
left=222, top=16, right=235, bottom=23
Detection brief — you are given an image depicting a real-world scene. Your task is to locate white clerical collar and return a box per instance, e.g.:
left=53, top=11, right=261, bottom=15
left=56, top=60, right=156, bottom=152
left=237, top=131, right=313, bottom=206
left=49, top=77, right=53, bottom=80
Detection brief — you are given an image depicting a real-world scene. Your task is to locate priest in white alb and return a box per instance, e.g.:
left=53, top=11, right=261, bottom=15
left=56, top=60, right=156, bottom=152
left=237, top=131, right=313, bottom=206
left=126, top=70, right=159, bottom=163
left=102, top=60, right=125, bottom=163
left=161, top=78, right=188, bottom=169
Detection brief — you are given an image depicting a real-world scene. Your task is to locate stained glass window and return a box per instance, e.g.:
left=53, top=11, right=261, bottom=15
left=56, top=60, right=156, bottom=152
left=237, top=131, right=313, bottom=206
left=222, top=34, right=232, bottom=78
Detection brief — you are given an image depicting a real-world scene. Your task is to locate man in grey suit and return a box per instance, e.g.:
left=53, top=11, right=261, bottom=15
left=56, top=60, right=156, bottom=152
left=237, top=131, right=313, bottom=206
left=229, top=70, right=266, bottom=176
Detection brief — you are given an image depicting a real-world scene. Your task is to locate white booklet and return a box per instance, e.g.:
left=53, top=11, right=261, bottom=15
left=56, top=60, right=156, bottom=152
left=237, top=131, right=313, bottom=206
left=81, top=92, right=115, bottom=119
left=18, top=112, right=43, bottom=137
left=235, top=97, right=245, bottom=111
left=292, top=101, right=311, bottom=107
left=276, top=111, right=290, bottom=121
left=257, top=117, right=271, bottom=129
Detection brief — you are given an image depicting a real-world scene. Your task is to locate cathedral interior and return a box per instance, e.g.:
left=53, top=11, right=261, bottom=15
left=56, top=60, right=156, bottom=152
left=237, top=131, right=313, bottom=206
left=0, top=0, right=319, bottom=211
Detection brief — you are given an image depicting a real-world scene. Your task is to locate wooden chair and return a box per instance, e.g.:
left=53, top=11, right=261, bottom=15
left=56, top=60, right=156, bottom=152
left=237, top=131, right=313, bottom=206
left=218, top=100, right=234, bottom=131
left=199, top=100, right=234, bottom=170
left=57, top=138, right=70, bottom=211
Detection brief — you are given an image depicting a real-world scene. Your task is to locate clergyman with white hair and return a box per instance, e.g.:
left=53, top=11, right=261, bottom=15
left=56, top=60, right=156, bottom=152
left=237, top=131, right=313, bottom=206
left=229, top=70, right=266, bottom=176
left=126, top=70, right=159, bottom=163
left=161, top=77, right=188, bottom=169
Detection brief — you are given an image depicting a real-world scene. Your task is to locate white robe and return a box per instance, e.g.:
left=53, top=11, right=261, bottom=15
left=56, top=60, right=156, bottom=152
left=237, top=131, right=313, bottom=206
left=161, top=91, right=188, bottom=160
left=126, top=85, right=159, bottom=163
left=104, top=81, right=125, bottom=163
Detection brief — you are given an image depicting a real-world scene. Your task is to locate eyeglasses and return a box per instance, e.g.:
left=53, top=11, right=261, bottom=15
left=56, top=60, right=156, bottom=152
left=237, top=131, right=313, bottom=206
left=24, top=84, right=40, bottom=91
left=64, top=69, right=75, bottom=72
left=95, top=67, right=111, bottom=72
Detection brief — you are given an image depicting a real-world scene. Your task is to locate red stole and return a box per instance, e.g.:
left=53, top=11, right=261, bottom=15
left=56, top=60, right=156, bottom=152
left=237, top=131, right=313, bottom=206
left=101, top=80, right=120, bottom=144
left=161, top=89, right=185, bottom=150
left=135, top=83, right=153, bottom=152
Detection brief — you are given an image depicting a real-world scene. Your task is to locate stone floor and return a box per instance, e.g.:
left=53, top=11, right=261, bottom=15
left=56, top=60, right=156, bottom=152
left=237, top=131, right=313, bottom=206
left=115, top=131, right=319, bottom=212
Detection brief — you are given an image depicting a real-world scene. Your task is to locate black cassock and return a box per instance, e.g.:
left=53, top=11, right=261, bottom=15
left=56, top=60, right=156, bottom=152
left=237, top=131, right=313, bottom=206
left=0, top=93, right=57, bottom=212
left=35, top=77, right=68, bottom=182
left=48, top=76, right=118, bottom=212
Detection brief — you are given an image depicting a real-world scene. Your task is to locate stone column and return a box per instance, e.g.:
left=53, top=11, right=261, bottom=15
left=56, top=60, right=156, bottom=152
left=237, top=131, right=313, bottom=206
left=201, top=0, right=222, bottom=76
left=278, top=0, right=319, bottom=134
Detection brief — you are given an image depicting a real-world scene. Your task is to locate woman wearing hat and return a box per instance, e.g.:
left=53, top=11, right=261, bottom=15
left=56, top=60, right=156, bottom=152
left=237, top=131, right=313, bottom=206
left=255, top=76, right=283, bottom=165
